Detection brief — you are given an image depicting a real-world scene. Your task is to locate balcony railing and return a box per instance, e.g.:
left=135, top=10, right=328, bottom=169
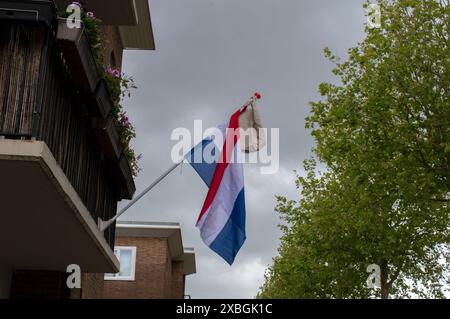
left=0, top=1, right=137, bottom=247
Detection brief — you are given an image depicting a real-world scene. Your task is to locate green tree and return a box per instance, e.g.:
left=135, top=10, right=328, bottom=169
left=259, top=0, right=449, bottom=299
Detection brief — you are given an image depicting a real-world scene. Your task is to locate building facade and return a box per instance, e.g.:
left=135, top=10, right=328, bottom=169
left=103, top=222, right=196, bottom=299
left=0, top=0, right=155, bottom=299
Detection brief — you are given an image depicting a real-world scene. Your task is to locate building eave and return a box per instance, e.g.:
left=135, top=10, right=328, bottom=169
left=119, top=0, right=155, bottom=50
left=116, top=222, right=196, bottom=275
left=176, top=248, right=196, bottom=276
left=54, top=0, right=155, bottom=50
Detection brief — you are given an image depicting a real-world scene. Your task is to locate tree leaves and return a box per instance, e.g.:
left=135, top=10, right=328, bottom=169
left=258, top=0, right=449, bottom=299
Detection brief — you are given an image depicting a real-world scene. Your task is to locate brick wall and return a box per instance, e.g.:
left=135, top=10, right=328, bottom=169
left=9, top=270, right=71, bottom=299
left=103, top=237, right=186, bottom=299
left=0, top=260, right=12, bottom=299
left=171, top=261, right=185, bottom=299
left=8, top=270, right=105, bottom=299
left=81, top=273, right=104, bottom=299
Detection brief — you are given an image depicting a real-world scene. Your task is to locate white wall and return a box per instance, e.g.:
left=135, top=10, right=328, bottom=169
left=0, top=260, right=12, bottom=299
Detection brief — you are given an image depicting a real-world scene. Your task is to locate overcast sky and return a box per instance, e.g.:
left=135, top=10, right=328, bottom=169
left=119, top=0, right=367, bottom=298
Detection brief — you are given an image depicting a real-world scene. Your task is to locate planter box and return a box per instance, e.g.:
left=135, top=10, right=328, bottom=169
left=88, top=80, right=114, bottom=119
left=93, top=117, right=122, bottom=161
left=56, top=17, right=83, bottom=41
left=116, top=153, right=136, bottom=200
left=56, top=18, right=99, bottom=92
left=0, top=1, right=56, bottom=27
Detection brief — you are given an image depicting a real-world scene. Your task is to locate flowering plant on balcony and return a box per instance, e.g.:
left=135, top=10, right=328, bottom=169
left=59, top=2, right=141, bottom=176
left=105, top=67, right=141, bottom=177
left=60, top=2, right=103, bottom=63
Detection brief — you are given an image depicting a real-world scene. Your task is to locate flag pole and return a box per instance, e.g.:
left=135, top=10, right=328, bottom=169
left=98, top=92, right=262, bottom=233
left=98, top=160, right=183, bottom=232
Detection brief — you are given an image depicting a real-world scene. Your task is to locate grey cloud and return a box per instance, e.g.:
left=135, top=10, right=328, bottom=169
left=119, top=0, right=367, bottom=298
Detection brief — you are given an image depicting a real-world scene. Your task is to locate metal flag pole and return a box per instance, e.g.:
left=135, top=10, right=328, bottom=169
left=98, top=160, right=183, bottom=232
left=98, top=92, right=262, bottom=233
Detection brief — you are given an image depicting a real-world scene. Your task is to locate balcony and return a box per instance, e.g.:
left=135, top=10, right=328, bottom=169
left=0, top=140, right=119, bottom=272
left=54, top=0, right=155, bottom=50
left=0, top=0, right=140, bottom=273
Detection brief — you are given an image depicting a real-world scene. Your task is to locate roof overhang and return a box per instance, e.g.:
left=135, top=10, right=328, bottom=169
left=119, top=0, right=155, bottom=50
left=176, top=248, right=196, bottom=276
left=0, top=139, right=119, bottom=273
left=116, top=222, right=196, bottom=275
left=54, top=0, right=155, bottom=50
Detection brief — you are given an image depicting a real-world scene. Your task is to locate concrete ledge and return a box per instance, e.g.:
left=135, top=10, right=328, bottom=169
left=0, top=139, right=119, bottom=273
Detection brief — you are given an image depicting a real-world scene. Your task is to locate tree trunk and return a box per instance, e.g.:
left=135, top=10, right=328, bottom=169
left=380, top=260, right=390, bottom=299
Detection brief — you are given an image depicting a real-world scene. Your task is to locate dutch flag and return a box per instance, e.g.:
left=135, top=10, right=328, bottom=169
left=186, top=108, right=246, bottom=265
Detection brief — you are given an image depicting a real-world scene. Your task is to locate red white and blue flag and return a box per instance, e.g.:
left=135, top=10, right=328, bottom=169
left=186, top=108, right=246, bottom=265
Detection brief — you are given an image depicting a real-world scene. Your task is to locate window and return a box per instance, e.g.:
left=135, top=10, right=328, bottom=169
left=104, top=246, right=137, bottom=281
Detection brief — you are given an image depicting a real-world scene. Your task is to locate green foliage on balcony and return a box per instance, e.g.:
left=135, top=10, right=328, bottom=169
left=60, top=3, right=141, bottom=177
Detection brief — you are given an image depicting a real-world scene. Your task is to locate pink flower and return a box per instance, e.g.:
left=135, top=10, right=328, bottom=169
left=86, top=12, right=95, bottom=18
left=106, top=66, right=121, bottom=78
left=112, top=69, right=120, bottom=78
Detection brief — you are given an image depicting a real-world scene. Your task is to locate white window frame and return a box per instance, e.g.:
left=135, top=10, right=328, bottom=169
left=104, top=246, right=137, bottom=281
